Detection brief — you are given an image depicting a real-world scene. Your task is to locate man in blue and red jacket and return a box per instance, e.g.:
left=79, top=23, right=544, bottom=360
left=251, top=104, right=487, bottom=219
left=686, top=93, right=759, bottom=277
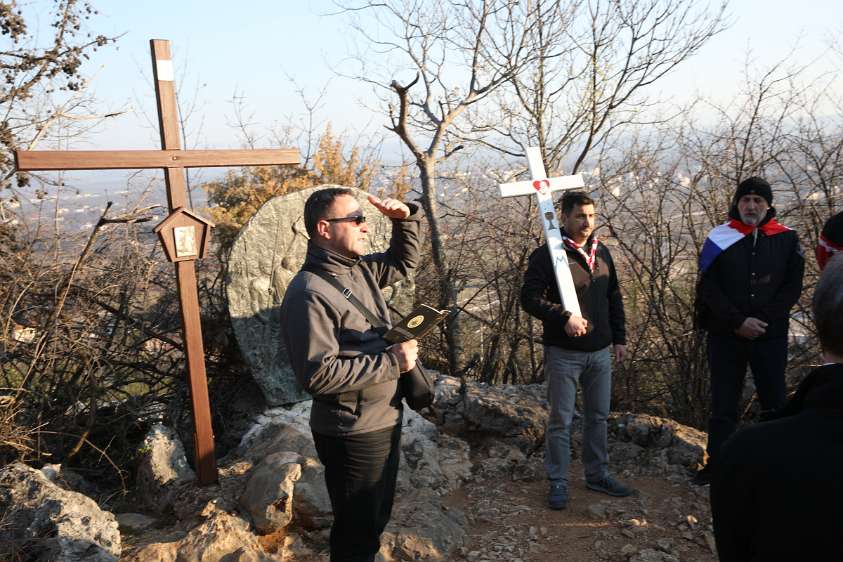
left=693, top=176, right=804, bottom=485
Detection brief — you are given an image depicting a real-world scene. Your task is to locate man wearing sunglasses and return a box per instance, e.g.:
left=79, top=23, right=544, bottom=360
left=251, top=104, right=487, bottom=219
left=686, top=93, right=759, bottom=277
left=280, top=187, right=422, bottom=562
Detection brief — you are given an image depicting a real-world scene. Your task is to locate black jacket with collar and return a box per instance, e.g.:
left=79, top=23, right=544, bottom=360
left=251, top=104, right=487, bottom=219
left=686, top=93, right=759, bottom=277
left=696, top=207, right=804, bottom=340
left=711, top=362, right=843, bottom=562
left=521, top=233, right=625, bottom=352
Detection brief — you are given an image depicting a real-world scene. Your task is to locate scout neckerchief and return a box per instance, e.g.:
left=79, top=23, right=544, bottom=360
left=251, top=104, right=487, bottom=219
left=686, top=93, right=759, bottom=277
left=562, top=235, right=599, bottom=273
left=699, top=217, right=791, bottom=274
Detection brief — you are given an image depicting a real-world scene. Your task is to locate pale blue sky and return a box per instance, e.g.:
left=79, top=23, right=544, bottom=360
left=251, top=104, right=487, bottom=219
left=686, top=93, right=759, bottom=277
left=82, top=1, right=368, bottom=150
left=72, top=0, right=842, bottom=152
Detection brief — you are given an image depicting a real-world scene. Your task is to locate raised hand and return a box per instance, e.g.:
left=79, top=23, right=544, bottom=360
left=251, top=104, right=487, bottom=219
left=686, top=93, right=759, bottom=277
left=368, top=194, right=410, bottom=220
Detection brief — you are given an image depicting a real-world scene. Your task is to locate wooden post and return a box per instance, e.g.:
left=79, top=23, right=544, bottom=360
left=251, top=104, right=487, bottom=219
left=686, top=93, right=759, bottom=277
left=14, top=39, right=301, bottom=485
left=151, top=39, right=214, bottom=483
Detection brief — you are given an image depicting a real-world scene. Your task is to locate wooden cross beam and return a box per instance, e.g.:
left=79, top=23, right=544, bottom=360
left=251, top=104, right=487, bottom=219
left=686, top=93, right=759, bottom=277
left=14, top=39, right=301, bottom=485
left=499, top=147, right=585, bottom=315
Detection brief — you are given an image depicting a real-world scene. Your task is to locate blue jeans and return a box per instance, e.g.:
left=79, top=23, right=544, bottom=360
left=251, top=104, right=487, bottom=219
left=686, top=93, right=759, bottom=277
left=544, top=345, right=612, bottom=485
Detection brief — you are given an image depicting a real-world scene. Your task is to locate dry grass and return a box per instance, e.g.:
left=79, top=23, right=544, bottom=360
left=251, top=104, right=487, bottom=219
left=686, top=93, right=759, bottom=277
left=0, top=396, right=36, bottom=464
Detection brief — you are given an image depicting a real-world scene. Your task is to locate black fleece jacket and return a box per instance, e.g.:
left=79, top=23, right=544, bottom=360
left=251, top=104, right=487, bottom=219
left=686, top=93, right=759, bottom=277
left=696, top=207, right=804, bottom=340
left=521, top=234, right=625, bottom=352
left=711, top=363, right=843, bottom=562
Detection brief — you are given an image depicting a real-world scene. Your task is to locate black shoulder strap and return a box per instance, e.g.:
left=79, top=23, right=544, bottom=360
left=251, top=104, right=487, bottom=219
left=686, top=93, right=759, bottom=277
left=302, top=266, right=386, bottom=329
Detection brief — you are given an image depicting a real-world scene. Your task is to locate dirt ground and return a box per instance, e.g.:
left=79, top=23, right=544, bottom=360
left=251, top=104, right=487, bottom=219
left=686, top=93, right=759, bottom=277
left=449, top=457, right=717, bottom=562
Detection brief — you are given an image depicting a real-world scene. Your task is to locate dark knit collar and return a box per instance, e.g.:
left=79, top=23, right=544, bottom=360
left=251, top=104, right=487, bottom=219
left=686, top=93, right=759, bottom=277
left=303, top=241, right=360, bottom=275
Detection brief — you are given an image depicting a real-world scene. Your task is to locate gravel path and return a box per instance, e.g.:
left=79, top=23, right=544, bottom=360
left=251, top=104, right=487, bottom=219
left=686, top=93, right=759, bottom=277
left=450, top=457, right=718, bottom=562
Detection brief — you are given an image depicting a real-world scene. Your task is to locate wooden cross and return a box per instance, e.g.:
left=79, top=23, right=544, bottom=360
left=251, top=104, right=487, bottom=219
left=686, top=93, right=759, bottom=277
left=14, top=39, right=300, bottom=485
left=499, top=147, right=585, bottom=315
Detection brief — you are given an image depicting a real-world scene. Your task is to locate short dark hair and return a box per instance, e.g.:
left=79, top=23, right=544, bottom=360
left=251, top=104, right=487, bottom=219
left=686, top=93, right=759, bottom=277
left=813, top=255, right=843, bottom=357
left=304, top=187, right=354, bottom=238
left=561, top=191, right=595, bottom=215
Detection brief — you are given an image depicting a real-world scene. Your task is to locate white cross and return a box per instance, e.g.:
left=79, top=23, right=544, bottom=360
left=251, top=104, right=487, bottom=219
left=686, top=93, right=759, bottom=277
left=499, top=147, right=585, bottom=316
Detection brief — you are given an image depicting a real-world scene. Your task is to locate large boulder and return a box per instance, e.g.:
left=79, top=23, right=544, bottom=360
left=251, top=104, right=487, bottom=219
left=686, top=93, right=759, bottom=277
left=135, top=424, right=195, bottom=513
left=174, top=506, right=273, bottom=562
left=399, top=408, right=472, bottom=494
left=0, top=462, right=121, bottom=561
left=226, top=185, right=415, bottom=405
left=234, top=402, right=316, bottom=464
left=126, top=505, right=279, bottom=562
left=609, top=412, right=707, bottom=472
left=291, top=456, right=332, bottom=531
left=432, top=375, right=548, bottom=453
left=380, top=490, right=468, bottom=561
left=238, top=451, right=302, bottom=534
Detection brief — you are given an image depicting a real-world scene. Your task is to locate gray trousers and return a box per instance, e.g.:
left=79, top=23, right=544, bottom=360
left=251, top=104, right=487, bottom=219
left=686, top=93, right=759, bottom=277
left=544, top=345, right=612, bottom=484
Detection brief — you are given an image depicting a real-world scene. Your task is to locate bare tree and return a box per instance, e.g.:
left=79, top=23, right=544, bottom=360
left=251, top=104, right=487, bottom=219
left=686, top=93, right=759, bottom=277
left=591, top=53, right=842, bottom=426
left=337, top=0, right=536, bottom=373
left=0, top=0, right=115, bottom=187
left=474, top=0, right=728, bottom=173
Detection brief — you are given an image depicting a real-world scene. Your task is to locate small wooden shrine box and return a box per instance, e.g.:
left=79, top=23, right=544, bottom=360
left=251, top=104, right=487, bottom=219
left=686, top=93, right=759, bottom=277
left=153, top=207, right=215, bottom=262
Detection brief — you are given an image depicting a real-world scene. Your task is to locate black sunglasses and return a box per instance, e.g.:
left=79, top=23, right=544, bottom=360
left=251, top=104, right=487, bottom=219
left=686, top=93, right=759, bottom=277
left=324, top=215, right=366, bottom=226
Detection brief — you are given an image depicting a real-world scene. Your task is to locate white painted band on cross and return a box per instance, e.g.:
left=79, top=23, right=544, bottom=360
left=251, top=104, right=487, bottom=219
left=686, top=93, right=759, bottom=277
left=156, top=59, right=175, bottom=81
left=499, top=147, right=585, bottom=316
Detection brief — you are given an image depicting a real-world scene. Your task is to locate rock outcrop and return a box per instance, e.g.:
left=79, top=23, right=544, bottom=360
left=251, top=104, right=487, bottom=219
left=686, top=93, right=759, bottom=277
left=135, top=424, right=196, bottom=514
left=0, top=462, right=121, bottom=561
left=239, top=451, right=302, bottom=534
left=609, top=412, right=707, bottom=473
left=127, top=504, right=291, bottom=562
left=433, top=375, right=548, bottom=453
left=1, top=374, right=716, bottom=562
left=291, top=456, right=332, bottom=531
left=398, top=407, right=473, bottom=494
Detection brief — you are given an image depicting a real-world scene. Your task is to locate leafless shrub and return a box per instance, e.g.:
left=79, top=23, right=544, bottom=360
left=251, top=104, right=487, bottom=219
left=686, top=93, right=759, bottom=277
left=0, top=204, right=212, bottom=483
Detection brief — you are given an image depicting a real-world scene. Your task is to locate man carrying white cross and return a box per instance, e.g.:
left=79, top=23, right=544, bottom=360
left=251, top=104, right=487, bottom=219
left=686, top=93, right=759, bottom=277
left=509, top=150, right=632, bottom=510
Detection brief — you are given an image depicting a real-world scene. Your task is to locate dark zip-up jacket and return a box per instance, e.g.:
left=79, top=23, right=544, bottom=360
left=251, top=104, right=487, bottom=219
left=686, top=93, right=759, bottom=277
left=711, top=362, right=843, bottom=562
left=696, top=208, right=804, bottom=340
left=521, top=234, right=625, bottom=352
left=280, top=203, right=422, bottom=436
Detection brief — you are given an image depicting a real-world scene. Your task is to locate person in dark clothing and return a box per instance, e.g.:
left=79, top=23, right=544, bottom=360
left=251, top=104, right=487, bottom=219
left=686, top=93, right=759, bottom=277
left=711, top=254, right=843, bottom=562
left=693, top=176, right=804, bottom=485
left=521, top=191, right=632, bottom=510
left=816, top=211, right=843, bottom=270
left=280, top=188, right=422, bottom=562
